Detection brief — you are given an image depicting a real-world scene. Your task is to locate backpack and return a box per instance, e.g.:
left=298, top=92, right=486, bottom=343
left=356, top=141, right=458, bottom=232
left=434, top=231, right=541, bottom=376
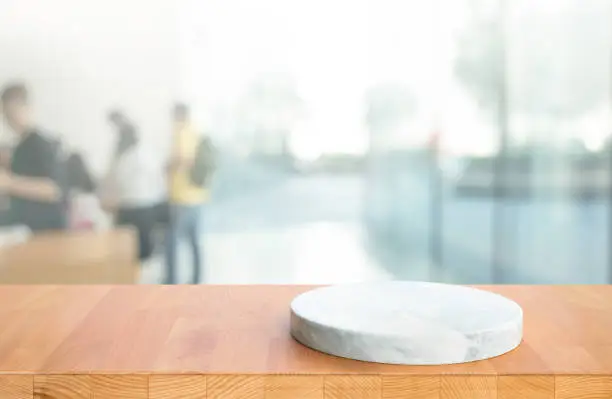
left=189, top=136, right=215, bottom=187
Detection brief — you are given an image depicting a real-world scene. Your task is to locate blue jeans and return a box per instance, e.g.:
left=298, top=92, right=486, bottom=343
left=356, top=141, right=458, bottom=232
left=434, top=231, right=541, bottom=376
left=164, top=204, right=203, bottom=284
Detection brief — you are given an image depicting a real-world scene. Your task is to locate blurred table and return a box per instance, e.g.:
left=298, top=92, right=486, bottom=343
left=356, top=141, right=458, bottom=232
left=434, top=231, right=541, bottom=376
left=0, top=285, right=609, bottom=398
left=0, top=228, right=138, bottom=284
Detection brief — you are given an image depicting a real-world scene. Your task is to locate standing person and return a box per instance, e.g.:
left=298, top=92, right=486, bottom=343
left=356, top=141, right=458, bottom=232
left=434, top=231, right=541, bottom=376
left=0, top=83, right=67, bottom=232
left=65, top=151, right=99, bottom=230
left=165, top=103, right=210, bottom=284
left=101, top=110, right=165, bottom=263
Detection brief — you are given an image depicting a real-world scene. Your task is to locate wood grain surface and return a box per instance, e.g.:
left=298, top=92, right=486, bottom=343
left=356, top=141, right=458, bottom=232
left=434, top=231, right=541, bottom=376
left=0, top=285, right=610, bottom=398
left=0, top=229, right=138, bottom=284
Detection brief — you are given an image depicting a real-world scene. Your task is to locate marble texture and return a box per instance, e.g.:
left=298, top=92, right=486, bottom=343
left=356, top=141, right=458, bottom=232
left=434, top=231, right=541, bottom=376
left=290, top=281, right=523, bottom=365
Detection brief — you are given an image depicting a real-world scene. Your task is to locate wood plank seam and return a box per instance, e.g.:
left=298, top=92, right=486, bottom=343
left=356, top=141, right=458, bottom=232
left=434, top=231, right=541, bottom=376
left=498, top=374, right=556, bottom=399
left=15, top=373, right=612, bottom=398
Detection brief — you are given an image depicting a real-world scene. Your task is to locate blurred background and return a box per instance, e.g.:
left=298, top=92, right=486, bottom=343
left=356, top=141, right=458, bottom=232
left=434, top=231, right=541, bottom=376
left=1, top=0, right=611, bottom=284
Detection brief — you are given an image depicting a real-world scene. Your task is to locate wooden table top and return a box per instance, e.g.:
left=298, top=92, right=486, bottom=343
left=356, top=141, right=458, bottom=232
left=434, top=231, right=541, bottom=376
left=0, top=284, right=610, bottom=376
left=0, top=229, right=137, bottom=284
left=0, top=229, right=135, bottom=267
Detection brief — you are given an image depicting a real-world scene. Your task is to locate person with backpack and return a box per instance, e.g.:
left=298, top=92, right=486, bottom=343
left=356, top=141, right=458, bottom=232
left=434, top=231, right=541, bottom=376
left=164, top=103, right=214, bottom=284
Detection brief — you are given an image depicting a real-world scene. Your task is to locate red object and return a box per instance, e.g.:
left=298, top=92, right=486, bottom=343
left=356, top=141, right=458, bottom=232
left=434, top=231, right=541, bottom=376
left=68, top=196, right=96, bottom=231
left=73, top=220, right=94, bottom=230
left=429, top=131, right=441, bottom=156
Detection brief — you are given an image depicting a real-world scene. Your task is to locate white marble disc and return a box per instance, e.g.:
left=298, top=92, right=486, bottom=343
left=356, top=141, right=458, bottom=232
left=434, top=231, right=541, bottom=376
left=290, top=281, right=523, bottom=365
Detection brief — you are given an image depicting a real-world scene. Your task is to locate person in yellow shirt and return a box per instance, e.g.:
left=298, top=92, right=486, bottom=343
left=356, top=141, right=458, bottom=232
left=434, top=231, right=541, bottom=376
left=164, top=103, right=209, bottom=284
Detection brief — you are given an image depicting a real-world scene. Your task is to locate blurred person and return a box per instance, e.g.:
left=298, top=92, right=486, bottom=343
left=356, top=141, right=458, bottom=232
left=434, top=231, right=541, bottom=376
left=165, top=103, right=214, bottom=284
left=0, top=83, right=67, bottom=232
left=65, top=152, right=96, bottom=194
left=64, top=151, right=99, bottom=230
left=101, top=110, right=165, bottom=262
left=0, top=145, right=12, bottom=213
left=0, top=146, right=11, bottom=169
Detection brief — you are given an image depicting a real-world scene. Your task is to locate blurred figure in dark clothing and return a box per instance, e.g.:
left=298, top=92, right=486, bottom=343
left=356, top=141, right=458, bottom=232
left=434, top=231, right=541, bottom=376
left=108, top=110, right=138, bottom=159
left=63, top=150, right=99, bottom=230
left=65, top=153, right=96, bottom=193
left=101, top=109, right=165, bottom=262
left=0, top=83, right=67, bottom=232
left=0, top=145, right=12, bottom=226
left=0, top=146, right=11, bottom=170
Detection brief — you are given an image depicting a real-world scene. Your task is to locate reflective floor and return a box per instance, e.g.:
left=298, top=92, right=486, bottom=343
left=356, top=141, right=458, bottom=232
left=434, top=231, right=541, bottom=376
left=140, top=171, right=610, bottom=285
left=140, top=174, right=397, bottom=284
left=141, top=222, right=395, bottom=284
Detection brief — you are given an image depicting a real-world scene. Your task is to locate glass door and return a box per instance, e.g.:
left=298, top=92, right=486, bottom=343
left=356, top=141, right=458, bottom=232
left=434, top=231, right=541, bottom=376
left=502, top=0, right=612, bottom=283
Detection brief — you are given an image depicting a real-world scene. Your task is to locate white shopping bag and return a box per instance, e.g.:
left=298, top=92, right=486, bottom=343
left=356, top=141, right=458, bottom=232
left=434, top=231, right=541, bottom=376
left=70, top=193, right=108, bottom=230
left=0, top=225, right=31, bottom=247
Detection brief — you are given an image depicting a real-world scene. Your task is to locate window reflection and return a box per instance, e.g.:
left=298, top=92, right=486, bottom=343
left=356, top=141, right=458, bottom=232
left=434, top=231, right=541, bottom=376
left=0, top=0, right=610, bottom=284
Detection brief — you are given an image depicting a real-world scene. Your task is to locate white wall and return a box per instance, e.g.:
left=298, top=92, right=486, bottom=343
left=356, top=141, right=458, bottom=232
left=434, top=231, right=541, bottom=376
left=0, top=0, right=181, bottom=175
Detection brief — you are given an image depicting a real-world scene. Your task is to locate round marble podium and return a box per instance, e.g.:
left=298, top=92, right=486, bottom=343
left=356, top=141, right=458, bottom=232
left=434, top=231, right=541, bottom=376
left=290, top=281, right=523, bottom=365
